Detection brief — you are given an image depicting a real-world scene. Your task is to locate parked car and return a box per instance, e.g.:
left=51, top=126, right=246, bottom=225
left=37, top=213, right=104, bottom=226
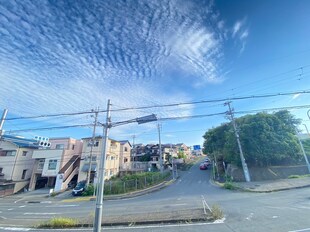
left=199, top=163, right=208, bottom=170
left=204, top=157, right=211, bottom=162
left=72, top=181, right=86, bottom=196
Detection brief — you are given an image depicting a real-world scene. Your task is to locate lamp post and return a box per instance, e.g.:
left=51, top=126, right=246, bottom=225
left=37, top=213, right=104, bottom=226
left=93, top=100, right=157, bottom=232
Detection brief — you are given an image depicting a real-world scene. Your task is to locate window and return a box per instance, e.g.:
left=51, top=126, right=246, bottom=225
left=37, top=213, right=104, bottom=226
left=72, top=144, right=75, bottom=150
left=88, top=140, right=100, bottom=147
left=38, top=159, right=44, bottom=170
left=124, top=158, right=128, bottom=163
left=0, top=150, right=16, bottom=156
left=104, top=171, right=108, bottom=176
left=55, top=144, right=64, bottom=149
left=22, top=151, right=28, bottom=156
left=110, top=170, right=113, bottom=176
left=124, top=147, right=128, bottom=152
left=110, top=156, right=115, bottom=160
left=21, top=170, right=27, bottom=179
left=48, top=160, right=57, bottom=170
left=0, top=167, right=3, bottom=175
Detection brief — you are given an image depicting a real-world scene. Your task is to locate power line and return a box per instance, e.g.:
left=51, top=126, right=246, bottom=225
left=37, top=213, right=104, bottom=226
left=101, top=90, right=310, bottom=112
left=6, top=103, right=310, bottom=133
left=6, top=124, right=93, bottom=133
left=4, top=89, right=310, bottom=121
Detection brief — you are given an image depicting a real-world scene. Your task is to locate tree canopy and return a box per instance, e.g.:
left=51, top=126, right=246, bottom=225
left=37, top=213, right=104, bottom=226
left=203, top=110, right=303, bottom=167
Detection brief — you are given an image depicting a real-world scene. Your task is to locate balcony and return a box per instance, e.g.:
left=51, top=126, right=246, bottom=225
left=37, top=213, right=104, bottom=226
left=32, top=149, right=63, bottom=159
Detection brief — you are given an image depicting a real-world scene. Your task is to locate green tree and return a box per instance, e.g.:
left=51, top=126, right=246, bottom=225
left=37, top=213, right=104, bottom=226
left=203, top=110, right=302, bottom=167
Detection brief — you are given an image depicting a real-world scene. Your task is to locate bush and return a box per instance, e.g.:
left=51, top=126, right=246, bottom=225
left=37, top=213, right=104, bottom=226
left=288, top=175, right=300, bottom=179
left=223, top=181, right=236, bottom=190
left=38, top=217, right=77, bottom=228
left=211, top=204, right=224, bottom=220
left=82, top=184, right=95, bottom=196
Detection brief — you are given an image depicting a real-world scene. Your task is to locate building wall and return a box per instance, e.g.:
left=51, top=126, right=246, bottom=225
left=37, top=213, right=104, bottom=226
left=78, top=138, right=120, bottom=182
left=12, top=147, right=35, bottom=182
left=119, top=142, right=131, bottom=170
left=0, top=141, right=36, bottom=194
left=0, top=141, right=18, bottom=180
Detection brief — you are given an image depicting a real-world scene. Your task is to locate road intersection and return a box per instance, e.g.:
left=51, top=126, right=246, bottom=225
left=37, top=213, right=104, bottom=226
left=1, top=161, right=310, bottom=231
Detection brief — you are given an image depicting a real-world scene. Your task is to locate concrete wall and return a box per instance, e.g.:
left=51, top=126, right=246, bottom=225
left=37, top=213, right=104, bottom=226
left=226, top=164, right=309, bottom=182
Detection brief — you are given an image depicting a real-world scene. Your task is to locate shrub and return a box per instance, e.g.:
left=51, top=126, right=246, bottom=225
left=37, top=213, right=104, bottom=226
left=223, top=181, right=236, bottom=190
left=288, top=175, right=300, bottom=179
left=82, top=184, right=95, bottom=196
left=38, top=217, right=77, bottom=228
left=211, top=204, right=224, bottom=220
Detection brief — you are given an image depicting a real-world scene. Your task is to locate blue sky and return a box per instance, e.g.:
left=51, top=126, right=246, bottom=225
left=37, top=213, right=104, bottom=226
left=1, top=0, right=310, bottom=146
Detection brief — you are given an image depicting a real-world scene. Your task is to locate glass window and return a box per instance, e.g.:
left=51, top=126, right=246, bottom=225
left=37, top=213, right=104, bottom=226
left=72, top=144, right=75, bottom=150
left=124, top=147, right=128, bottom=152
left=110, top=170, right=113, bottom=176
left=21, top=169, right=27, bottom=179
left=48, top=160, right=57, bottom=170
left=0, top=150, right=16, bottom=156
left=22, top=151, right=28, bottom=156
left=55, top=144, right=64, bottom=149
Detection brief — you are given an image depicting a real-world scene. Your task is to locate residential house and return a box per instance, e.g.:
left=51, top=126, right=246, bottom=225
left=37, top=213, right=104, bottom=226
left=78, top=137, right=121, bottom=183
left=175, top=143, right=191, bottom=158
left=0, top=135, right=38, bottom=196
left=29, top=138, right=82, bottom=192
left=118, top=140, right=131, bottom=171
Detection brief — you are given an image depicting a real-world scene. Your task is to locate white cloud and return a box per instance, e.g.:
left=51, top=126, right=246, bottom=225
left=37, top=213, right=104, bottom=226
left=292, top=93, right=301, bottom=100
left=232, top=21, right=242, bottom=37
left=0, top=0, right=230, bottom=138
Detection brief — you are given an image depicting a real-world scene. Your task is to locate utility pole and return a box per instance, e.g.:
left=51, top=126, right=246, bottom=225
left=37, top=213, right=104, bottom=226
left=132, top=135, right=136, bottom=161
left=157, top=123, right=163, bottom=173
left=303, top=124, right=310, bottom=137
left=86, top=109, right=99, bottom=187
left=224, top=102, right=251, bottom=182
left=170, top=143, right=175, bottom=179
left=93, top=100, right=111, bottom=232
left=0, top=109, right=8, bottom=140
left=295, top=127, right=310, bottom=173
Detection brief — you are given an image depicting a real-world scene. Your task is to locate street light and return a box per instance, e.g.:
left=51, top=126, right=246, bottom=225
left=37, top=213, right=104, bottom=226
left=93, top=99, right=157, bottom=232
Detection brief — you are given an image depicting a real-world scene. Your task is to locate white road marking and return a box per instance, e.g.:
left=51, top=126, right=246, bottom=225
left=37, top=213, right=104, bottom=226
left=14, top=199, right=24, bottom=204
left=0, top=211, right=2, bottom=213
left=288, top=228, right=310, bottom=232
left=0, top=216, right=7, bottom=220
left=171, top=203, right=187, bottom=206
left=19, top=205, right=26, bottom=208
left=23, top=212, right=61, bottom=215
left=18, top=221, right=225, bottom=231
left=0, top=227, right=31, bottom=231
left=45, top=204, right=79, bottom=208
left=272, top=216, right=278, bottom=219
left=41, top=201, right=52, bottom=204
left=7, top=209, right=13, bottom=211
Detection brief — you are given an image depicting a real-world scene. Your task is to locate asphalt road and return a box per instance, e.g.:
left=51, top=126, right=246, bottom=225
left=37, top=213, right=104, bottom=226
left=1, top=160, right=310, bottom=232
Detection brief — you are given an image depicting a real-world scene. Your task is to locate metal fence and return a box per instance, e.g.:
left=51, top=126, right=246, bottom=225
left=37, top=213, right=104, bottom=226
left=103, top=171, right=170, bottom=195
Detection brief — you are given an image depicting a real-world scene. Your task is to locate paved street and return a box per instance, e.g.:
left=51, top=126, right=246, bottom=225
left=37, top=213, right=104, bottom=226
left=1, top=160, right=310, bottom=232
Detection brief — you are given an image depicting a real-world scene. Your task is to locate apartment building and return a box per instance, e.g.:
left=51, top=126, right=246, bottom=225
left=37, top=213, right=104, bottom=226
left=119, top=140, right=131, bottom=171
left=29, top=138, right=83, bottom=192
left=0, top=135, right=38, bottom=196
left=78, top=137, right=121, bottom=183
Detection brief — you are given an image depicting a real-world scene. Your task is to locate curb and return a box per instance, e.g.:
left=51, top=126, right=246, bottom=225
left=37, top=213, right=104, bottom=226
left=211, top=178, right=310, bottom=193
left=238, top=183, right=310, bottom=193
